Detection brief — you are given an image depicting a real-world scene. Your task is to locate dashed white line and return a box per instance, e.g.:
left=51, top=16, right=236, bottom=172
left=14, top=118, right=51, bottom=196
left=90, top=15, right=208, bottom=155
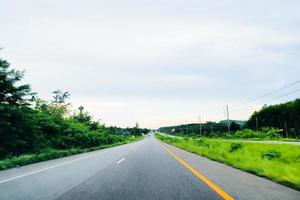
left=116, top=157, right=126, bottom=164
left=0, top=141, right=143, bottom=184
left=0, top=149, right=113, bottom=184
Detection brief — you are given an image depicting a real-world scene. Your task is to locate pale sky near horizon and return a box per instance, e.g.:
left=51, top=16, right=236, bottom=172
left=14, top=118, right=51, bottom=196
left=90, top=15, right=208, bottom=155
left=1, top=0, right=300, bottom=128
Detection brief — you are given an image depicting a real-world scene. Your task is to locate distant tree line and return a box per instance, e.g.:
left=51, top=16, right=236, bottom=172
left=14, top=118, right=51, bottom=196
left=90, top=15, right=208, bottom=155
left=109, top=123, right=150, bottom=136
left=159, top=100, right=300, bottom=138
left=0, top=58, right=148, bottom=159
left=158, top=121, right=242, bottom=137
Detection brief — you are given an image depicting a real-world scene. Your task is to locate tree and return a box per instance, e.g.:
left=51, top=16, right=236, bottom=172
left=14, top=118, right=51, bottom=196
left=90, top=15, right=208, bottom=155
left=0, top=58, right=137, bottom=159
left=246, top=99, right=300, bottom=137
left=46, top=90, right=71, bottom=117
left=130, top=122, right=141, bottom=135
left=230, top=122, right=241, bottom=132
left=73, top=106, right=91, bottom=123
left=0, top=59, right=35, bottom=106
left=0, top=59, right=38, bottom=157
left=51, top=90, right=70, bottom=105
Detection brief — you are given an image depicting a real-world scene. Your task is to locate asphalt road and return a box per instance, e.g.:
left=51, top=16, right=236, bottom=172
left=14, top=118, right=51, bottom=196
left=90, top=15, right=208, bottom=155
left=0, top=135, right=299, bottom=200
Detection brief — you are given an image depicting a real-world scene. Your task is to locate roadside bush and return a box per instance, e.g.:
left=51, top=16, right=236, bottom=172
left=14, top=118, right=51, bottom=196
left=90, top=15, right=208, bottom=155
left=261, top=127, right=281, bottom=138
left=196, top=139, right=210, bottom=147
left=233, top=129, right=259, bottom=138
left=262, top=150, right=281, bottom=160
left=230, top=128, right=281, bottom=139
left=229, top=143, right=243, bottom=153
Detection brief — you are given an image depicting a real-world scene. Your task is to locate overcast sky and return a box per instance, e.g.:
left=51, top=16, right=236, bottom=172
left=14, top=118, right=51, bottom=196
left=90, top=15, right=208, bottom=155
left=1, top=0, right=300, bottom=128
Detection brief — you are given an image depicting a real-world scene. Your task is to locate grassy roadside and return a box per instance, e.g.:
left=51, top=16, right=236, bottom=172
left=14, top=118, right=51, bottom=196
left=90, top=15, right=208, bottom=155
left=0, top=136, right=143, bottom=171
left=163, top=134, right=300, bottom=142
left=156, top=134, right=300, bottom=191
left=159, top=132, right=300, bottom=143
left=206, top=137, right=300, bottom=142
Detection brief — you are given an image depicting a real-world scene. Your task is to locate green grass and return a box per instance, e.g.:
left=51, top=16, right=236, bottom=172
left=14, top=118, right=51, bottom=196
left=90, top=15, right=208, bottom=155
left=0, top=136, right=142, bottom=171
left=156, top=134, right=300, bottom=191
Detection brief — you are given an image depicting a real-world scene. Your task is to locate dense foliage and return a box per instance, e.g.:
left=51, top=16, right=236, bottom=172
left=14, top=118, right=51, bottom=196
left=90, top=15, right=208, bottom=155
left=247, top=99, right=300, bottom=138
left=0, top=58, right=147, bottom=159
left=158, top=121, right=243, bottom=137
left=223, top=127, right=281, bottom=139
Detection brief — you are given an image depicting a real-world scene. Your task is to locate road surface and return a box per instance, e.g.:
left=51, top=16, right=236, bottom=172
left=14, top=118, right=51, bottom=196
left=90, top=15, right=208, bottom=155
left=0, top=135, right=299, bottom=200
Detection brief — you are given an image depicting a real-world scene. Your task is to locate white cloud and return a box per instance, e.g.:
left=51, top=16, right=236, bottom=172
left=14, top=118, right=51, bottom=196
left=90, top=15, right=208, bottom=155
left=1, top=0, right=300, bottom=128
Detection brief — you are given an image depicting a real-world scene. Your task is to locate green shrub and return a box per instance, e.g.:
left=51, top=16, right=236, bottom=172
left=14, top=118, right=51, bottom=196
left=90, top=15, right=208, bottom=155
left=229, top=143, right=243, bottom=152
left=196, top=139, right=209, bottom=147
left=262, top=150, right=281, bottom=160
left=234, top=129, right=256, bottom=138
left=231, top=128, right=281, bottom=139
left=261, top=127, right=281, bottom=138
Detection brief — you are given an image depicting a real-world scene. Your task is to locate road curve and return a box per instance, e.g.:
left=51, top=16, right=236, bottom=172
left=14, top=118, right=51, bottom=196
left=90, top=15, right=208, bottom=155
left=0, top=135, right=299, bottom=200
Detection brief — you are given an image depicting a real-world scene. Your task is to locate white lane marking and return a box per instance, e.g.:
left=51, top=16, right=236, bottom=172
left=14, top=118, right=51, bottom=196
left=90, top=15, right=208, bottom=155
left=0, top=149, right=114, bottom=184
left=116, top=157, right=126, bottom=164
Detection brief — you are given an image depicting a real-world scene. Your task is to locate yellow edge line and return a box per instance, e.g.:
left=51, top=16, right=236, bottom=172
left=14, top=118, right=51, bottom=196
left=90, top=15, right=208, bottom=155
left=159, top=142, right=234, bottom=200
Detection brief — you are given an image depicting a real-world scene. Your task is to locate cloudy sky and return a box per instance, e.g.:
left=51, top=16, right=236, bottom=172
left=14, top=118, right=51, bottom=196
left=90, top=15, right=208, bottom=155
left=1, top=0, right=300, bottom=128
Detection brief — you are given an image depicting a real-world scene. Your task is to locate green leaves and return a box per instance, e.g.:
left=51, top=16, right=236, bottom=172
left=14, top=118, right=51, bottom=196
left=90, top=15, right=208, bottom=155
left=229, top=143, right=243, bottom=153
left=247, top=99, right=300, bottom=137
left=0, top=59, right=34, bottom=106
left=262, top=150, right=281, bottom=160
left=0, top=58, right=131, bottom=159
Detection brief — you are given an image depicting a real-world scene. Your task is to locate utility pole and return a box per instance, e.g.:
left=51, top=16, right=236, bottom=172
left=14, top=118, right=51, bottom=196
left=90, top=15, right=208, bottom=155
left=284, top=121, right=288, bottom=138
left=199, top=115, right=202, bottom=135
left=181, top=123, right=184, bottom=134
left=255, top=117, right=259, bottom=132
left=78, top=106, right=84, bottom=123
left=226, top=104, right=230, bottom=134
left=186, top=120, right=188, bottom=134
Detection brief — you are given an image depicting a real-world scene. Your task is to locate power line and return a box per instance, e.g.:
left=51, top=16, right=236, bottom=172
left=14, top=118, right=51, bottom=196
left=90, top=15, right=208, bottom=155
left=231, top=87, right=300, bottom=113
left=268, top=88, right=300, bottom=101
left=232, top=80, right=300, bottom=108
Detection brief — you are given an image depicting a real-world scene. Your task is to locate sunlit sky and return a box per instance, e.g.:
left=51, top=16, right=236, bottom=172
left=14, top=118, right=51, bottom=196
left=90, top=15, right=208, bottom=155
left=1, top=1, right=300, bottom=128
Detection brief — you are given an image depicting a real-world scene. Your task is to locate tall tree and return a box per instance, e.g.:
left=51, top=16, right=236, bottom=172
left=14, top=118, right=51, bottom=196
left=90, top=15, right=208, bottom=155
left=0, top=59, right=37, bottom=157
left=0, top=59, right=34, bottom=106
left=246, top=99, right=300, bottom=137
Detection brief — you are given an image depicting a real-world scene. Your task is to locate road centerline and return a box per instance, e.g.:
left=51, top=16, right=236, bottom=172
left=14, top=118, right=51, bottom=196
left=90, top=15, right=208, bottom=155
left=158, top=142, right=234, bottom=200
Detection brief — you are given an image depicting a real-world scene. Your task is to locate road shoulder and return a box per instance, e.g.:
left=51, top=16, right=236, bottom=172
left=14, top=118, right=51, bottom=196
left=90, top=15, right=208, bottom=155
left=158, top=140, right=300, bottom=200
